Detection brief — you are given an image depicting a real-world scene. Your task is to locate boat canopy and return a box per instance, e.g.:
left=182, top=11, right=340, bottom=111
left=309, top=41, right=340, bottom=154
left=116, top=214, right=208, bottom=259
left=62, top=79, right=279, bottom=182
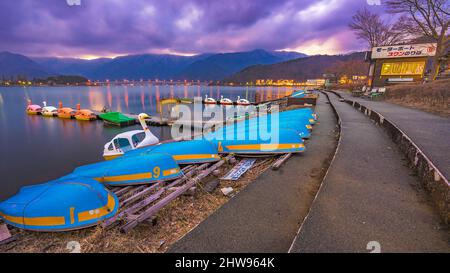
left=58, top=107, right=75, bottom=114
left=77, top=109, right=95, bottom=115
left=124, top=140, right=220, bottom=164
left=104, top=130, right=148, bottom=154
left=280, top=108, right=317, bottom=124
left=0, top=177, right=118, bottom=231
left=73, top=153, right=182, bottom=186
left=99, top=112, right=135, bottom=125
left=26, top=105, right=42, bottom=113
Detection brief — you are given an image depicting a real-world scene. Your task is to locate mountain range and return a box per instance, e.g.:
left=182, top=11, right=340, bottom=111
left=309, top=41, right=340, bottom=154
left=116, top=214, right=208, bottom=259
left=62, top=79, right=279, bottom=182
left=0, top=49, right=307, bottom=81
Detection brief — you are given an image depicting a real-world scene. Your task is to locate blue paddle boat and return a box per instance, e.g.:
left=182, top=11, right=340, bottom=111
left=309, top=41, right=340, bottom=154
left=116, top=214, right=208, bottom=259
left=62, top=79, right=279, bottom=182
left=73, top=153, right=182, bottom=186
left=210, top=119, right=311, bottom=139
left=0, top=177, right=118, bottom=231
left=290, top=90, right=307, bottom=98
left=279, top=108, right=317, bottom=125
left=123, top=140, right=220, bottom=164
left=207, top=108, right=314, bottom=140
left=257, top=112, right=314, bottom=132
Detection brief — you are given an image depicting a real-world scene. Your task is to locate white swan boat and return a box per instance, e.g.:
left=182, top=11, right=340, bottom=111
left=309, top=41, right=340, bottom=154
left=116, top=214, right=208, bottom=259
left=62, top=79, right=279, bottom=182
left=236, top=96, right=250, bottom=106
left=102, top=113, right=159, bottom=160
left=203, top=95, right=217, bottom=104
left=41, top=101, right=58, bottom=117
left=219, top=95, right=233, bottom=105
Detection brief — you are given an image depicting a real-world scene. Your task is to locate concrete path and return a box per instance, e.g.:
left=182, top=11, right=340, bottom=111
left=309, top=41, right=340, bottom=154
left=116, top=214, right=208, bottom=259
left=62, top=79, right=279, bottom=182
left=290, top=92, right=449, bottom=253
left=169, top=95, right=339, bottom=252
left=337, top=91, right=450, bottom=180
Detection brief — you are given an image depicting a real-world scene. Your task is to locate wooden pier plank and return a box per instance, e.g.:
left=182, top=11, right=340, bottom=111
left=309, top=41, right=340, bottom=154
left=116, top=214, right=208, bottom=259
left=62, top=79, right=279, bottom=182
left=120, top=156, right=233, bottom=232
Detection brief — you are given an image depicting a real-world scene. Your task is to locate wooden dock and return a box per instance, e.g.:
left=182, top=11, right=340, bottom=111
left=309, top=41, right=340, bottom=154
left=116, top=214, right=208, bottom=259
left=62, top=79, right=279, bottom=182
left=92, top=111, right=169, bottom=127
left=122, top=113, right=169, bottom=126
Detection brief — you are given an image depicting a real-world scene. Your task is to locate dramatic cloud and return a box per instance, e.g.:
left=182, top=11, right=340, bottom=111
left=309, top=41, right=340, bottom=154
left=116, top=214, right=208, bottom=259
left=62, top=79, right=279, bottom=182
left=0, top=0, right=386, bottom=58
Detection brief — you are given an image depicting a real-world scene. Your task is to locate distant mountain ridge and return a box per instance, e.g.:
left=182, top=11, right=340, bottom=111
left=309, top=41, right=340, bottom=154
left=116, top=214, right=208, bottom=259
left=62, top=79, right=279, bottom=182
left=224, top=52, right=368, bottom=83
left=31, top=57, right=111, bottom=78
left=0, top=52, right=49, bottom=79
left=1, top=49, right=306, bottom=81
left=88, top=53, right=213, bottom=80
left=175, top=49, right=307, bottom=80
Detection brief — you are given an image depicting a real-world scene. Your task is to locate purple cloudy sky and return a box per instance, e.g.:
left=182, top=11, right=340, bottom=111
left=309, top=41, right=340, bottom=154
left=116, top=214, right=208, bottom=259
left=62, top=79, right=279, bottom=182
left=0, top=0, right=386, bottom=58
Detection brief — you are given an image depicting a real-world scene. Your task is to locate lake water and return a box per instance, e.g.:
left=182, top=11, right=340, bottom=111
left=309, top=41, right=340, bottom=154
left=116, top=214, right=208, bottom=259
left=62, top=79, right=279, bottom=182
left=0, top=85, right=294, bottom=200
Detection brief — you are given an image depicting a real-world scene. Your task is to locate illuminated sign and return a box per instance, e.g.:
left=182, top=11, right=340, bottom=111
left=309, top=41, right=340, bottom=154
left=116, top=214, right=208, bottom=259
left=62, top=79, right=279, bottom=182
left=381, top=61, right=425, bottom=76
left=372, top=43, right=437, bottom=59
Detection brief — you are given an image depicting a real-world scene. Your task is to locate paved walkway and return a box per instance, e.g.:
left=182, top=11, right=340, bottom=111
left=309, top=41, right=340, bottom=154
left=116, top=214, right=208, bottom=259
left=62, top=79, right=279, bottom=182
left=337, top=91, right=450, bottom=180
left=169, top=95, right=338, bottom=252
left=290, top=92, right=449, bottom=252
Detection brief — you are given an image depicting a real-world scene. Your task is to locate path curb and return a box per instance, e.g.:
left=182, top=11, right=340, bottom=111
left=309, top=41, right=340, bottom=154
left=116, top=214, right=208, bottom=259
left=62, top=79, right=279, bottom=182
left=288, top=91, right=342, bottom=252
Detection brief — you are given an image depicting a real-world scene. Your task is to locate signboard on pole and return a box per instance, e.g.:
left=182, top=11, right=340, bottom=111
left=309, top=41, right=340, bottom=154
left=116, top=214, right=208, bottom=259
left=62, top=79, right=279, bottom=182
left=371, top=43, right=437, bottom=59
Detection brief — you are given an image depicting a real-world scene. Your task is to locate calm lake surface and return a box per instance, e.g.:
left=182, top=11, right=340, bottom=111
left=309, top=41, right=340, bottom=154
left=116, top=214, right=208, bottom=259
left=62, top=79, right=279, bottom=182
left=0, top=85, right=294, bottom=200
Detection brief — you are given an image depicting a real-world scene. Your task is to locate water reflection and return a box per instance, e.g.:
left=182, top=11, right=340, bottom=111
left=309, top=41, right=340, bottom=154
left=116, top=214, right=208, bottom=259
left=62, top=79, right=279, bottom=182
left=140, top=86, right=146, bottom=111
left=106, top=85, right=112, bottom=109
left=88, top=86, right=106, bottom=111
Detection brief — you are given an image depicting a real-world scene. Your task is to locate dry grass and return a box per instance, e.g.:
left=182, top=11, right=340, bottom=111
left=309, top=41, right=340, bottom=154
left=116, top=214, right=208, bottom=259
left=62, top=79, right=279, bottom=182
left=0, top=157, right=275, bottom=253
left=384, top=79, right=450, bottom=117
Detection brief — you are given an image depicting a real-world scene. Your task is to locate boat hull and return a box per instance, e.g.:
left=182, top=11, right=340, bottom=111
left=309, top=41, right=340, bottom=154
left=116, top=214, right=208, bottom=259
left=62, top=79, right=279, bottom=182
left=75, top=115, right=96, bottom=121
left=103, top=154, right=122, bottom=161
left=42, top=112, right=56, bottom=117
left=58, top=114, right=73, bottom=119
left=26, top=111, right=40, bottom=115
left=124, top=140, right=220, bottom=164
left=215, top=141, right=305, bottom=154
left=209, top=129, right=305, bottom=154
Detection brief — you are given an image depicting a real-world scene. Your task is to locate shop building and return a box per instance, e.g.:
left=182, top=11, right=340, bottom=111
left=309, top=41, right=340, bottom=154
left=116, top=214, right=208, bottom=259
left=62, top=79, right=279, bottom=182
left=367, top=43, right=437, bottom=88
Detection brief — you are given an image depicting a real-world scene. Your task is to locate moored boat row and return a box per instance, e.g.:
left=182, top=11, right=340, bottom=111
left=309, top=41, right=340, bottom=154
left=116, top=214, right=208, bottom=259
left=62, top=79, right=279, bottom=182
left=203, top=95, right=251, bottom=106
left=25, top=100, right=97, bottom=121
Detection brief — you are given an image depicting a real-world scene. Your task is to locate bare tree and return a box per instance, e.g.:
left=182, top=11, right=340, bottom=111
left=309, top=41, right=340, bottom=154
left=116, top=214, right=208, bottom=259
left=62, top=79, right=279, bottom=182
left=349, top=8, right=405, bottom=48
left=385, top=0, right=450, bottom=80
